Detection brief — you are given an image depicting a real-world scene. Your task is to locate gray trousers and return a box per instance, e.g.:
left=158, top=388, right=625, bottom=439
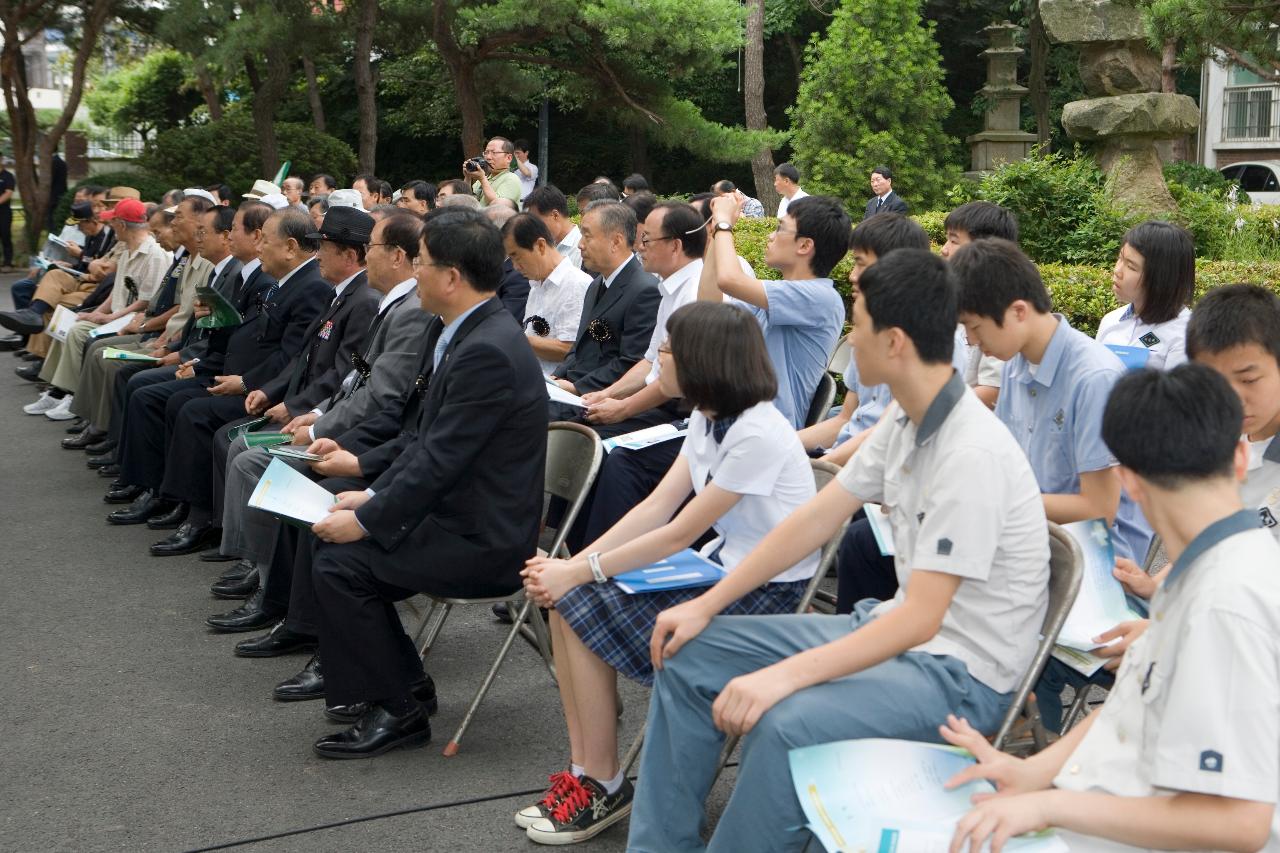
left=626, top=604, right=1010, bottom=853
left=219, top=439, right=307, bottom=568
left=69, top=334, right=146, bottom=428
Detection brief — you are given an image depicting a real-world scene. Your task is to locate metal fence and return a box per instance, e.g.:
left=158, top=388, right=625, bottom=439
left=1223, top=85, right=1280, bottom=142
left=87, top=133, right=145, bottom=158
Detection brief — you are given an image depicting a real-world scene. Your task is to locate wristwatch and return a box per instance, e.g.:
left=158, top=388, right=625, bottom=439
left=714, top=220, right=734, bottom=235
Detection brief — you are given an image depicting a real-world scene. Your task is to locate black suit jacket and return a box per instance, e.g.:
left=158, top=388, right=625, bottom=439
left=863, top=191, right=909, bottom=220
left=552, top=255, right=659, bottom=394
left=497, top=258, right=530, bottom=323
left=352, top=298, right=548, bottom=596
left=258, top=270, right=379, bottom=415
left=223, top=257, right=331, bottom=389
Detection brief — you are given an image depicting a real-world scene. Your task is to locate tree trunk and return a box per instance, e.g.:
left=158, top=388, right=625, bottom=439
left=743, top=0, right=779, bottom=214
left=433, top=0, right=486, bottom=157
left=1028, top=1, right=1052, bottom=149
left=352, top=0, right=379, bottom=174
left=195, top=65, right=222, bottom=121
left=1162, top=38, right=1188, bottom=162
left=245, top=50, right=291, bottom=179
left=302, top=56, right=326, bottom=133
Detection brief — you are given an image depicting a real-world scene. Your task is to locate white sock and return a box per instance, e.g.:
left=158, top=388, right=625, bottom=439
left=570, top=763, right=584, bottom=778
left=601, top=769, right=625, bottom=795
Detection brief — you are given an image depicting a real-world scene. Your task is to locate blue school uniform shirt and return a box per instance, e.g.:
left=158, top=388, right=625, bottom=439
left=996, top=315, right=1152, bottom=562
left=734, top=278, right=844, bottom=429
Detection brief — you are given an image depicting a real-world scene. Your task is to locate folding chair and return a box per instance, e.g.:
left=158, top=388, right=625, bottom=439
left=803, top=372, right=838, bottom=428
left=411, top=421, right=604, bottom=756
left=827, top=338, right=852, bottom=378
left=621, top=460, right=851, bottom=774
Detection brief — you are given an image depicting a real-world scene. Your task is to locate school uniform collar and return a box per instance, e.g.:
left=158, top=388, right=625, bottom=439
left=895, top=370, right=966, bottom=447
left=1264, top=435, right=1280, bottom=463
left=1016, top=313, right=1070, bottom=388
left=378, top=278, right=416, bottom=314
left=1164, top=509, right=1262, bottom=589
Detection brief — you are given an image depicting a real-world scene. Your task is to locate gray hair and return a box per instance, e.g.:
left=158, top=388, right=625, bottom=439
left=484, top=204, right=517, bottom=228
left=584, top=199, right=637, bottom=246
left=270, top=208, right=320, bottom=252
left=440, top=194, right=481, bottom=211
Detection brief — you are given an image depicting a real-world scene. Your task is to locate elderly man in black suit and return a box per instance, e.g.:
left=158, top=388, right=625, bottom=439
left=864, top=165, right=909, bottom=219
left=270, top=208, right=547, bottom=759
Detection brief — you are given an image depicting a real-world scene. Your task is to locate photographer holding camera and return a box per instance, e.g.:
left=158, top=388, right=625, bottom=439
left=463, top=136, right=523, bottom=208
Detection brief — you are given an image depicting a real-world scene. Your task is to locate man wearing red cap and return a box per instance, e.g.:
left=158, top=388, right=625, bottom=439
left=30, top=199, right=172, bottom=420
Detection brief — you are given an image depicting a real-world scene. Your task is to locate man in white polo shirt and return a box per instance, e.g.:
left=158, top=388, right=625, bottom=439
left=502, top=212, right=591, bottom=375
left=946, top=363, right=1280, bottom=853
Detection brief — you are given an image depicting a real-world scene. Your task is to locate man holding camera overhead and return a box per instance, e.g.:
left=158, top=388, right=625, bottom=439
left=464, top=137, right=522, bottom=208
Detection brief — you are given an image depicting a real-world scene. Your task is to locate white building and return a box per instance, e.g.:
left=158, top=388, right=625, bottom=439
left=1200, top=54, right=1280, bottom=177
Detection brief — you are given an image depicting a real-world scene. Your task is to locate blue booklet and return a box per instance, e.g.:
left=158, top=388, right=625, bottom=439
left=1105, top=343, right=1150, bottom=370
left=612, top=548, right=727, bottom=594
left=1056, top=518, right=1132, bottom=651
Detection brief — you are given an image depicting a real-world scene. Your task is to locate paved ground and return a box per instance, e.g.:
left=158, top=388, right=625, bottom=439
left=0, top=275, right=736, bottom=852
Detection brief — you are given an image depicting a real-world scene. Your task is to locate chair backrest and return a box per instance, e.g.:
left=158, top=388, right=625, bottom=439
left=796, top=460, right=850, bottom=613
left=543, top=422, right=604, bottom=559
left=991, top=521, right=1084, bottom=750
left=803, top=372, right=838, bottom=428
left=827, top=338, right=852, bottom=377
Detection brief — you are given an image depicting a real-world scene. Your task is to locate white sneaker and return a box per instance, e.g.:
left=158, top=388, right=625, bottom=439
left=44, top=394, right=76, bottom=420
left=23, top=391, right=59, bottom=415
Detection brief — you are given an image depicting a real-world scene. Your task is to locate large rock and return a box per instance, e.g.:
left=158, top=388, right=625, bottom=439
left=1097, top=138, right=1179, bottom=215
left=1040, top=0, right=1145, bottom=44
left=1079, top=44, right=1162, bottom=96
left=1062, top=93, right=1200, bottom=140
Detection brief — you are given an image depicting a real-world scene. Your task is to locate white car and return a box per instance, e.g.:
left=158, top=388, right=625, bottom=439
left=1219, top=161, right=1280, bottom=206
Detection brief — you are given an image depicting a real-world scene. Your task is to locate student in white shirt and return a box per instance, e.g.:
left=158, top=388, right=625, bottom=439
left=628, top=249, right=1049, bottom=853
left=1096, top=220, right=1194, bottom=371
left=946, top=363, right=1280, bottom=853
left=502, top=213, right=592, bottom=375
left=517, top=302, right=818, bottom=845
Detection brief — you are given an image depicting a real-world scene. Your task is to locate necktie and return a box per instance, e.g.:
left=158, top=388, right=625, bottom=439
left=876, top=196, right=883, bottom=211
left=433, top=332, right=448, bottom=372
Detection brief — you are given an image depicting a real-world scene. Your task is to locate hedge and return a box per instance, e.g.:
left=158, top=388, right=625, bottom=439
left=728, top=217, right=1280, bottom=336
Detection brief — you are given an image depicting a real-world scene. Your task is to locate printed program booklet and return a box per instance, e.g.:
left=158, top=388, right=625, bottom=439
left=194, top=286, right=244, bottom=329
left=789, top=738, right=1068, bottom=852
left=611, top=548, right=727, bottom=594
left=88, top=314, right=135, bottom=338
left=1104, top=344, right=1150, bottom=371
left=100, top=347, right=158, bottom=362
left=602, top=423, right=688, bottom=453
left=544, top=377, right=586, bottom=408
left=242, top=431, right=291, bottom=448
left=1054, top=519, right=1132, bottom=653
left=46, top=305, right=78, bottom=342
left=247, top=458, right=338, bottom=527
left=863, top=503, right=896, bottom=556
left=267, top=444, right=324, bottom=462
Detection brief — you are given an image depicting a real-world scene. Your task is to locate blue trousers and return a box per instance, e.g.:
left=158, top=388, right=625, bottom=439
left=627, top=605, right=1010, bottom=853
left=11, top=276, right=36, bottom=310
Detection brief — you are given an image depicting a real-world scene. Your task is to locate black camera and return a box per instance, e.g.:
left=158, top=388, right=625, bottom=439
left=464, top=156, right=487, bottom=174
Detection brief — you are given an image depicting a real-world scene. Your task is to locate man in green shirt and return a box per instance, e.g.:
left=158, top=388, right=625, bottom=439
left=465, top=136, right=522, bottom=207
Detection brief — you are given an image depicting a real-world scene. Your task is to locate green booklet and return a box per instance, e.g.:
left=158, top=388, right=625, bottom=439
left=100, top=347, right=159, bottom=362
left=226, top=416, right=268, bottom=442
left=243, top=431, right=291, bottom=448
left=267, top=444, right=324, bottom=463
left=195, top=286, right=244, bottom=329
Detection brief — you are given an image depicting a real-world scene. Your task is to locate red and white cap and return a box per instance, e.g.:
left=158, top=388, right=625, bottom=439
left=99, top=197, right=148, bottom=224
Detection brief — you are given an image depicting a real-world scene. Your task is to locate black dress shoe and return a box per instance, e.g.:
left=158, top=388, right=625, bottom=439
left=107, top=491, right=170, bottom=525
left=313, top=703, right=431, bottom=760
left=97, top=463, right=121, bottom=478
left=0, top=334, right=22, bottom=351
left=234, top=621, right=317, bottom=658
left=206, top=586, right=279, bottom=630
left=21, top=351, right=42, bottom=362
left=85, top=438, right=117, bottom=455
left=210, top=565, right=259, bottom=600
left=15, top=361, right=43, bottom=381
left=65, top=417, right=88, bottom=434
left=218, top=558, right=256, bottom=580
left=62, top=428, right=106, bottom=449
left=0, top=308, right=48, bottom=336
left=491, top=602, right=514, bottom=623
left=150, top=520, right=219, bottom=557
left=324, top=676, right=439, bottom=724
left=103, top=484, right=144, bottom=504
left=200, top=548, right=238, bottom=563
left=13, top=347, right=28, bottom=357
left=86, top=451, right=116, bottom=469
left=146, top=501, right=188, bottom=530
left=274, top=653, right=325, bottom=701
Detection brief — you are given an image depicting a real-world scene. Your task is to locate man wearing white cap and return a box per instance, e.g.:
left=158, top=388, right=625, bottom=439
left=243, top=179, right=281, bottom=201
left=326, top=188, right=366, bottom=211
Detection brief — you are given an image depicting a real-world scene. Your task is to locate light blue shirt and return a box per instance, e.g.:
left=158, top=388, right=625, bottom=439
left=735, top=279, right=844, bottom=429
left=996, top=314, right=1151, bottom=561
left=433, top=299, right=487, bottom=372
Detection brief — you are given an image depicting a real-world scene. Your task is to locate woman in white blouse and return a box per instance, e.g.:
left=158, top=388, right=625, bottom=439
left=516, top=301, right=819, bottom=845
left=1097, top=220, right=1195, bottom=370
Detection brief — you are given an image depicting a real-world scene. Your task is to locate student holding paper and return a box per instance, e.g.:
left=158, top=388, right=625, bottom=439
left=1096, top=220, right=1195, bottom=371
left=945, top=364, right=1280, bottom=853
left=626, top=249, right=1049, bottom=853
left=517, top=301, right=819, bottom=845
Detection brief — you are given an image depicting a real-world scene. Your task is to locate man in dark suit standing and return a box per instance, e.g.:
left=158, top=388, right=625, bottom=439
left=863, top=165, right=909, bottom=220
left=295, top=208, right=546, bottom=758
left=549, top=201, right=660, bottom=437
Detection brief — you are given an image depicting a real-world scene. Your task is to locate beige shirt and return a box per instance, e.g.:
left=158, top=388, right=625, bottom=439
left=165, top=253, right=213, bottom=340
left=110, top=234, right=173, bottom=313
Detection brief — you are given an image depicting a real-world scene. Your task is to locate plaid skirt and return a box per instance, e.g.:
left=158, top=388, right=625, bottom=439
left=556, top=578, right=810, bottom=686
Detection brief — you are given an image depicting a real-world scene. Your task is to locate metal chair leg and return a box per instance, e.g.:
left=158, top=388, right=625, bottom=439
left=620, top=723, right=646, bottom=773
left=524, top=601, right=557, bottom=679
left=442, top=595, right=529, bottom=757
left=1061, top=686, right=1093, bottom=734
left=418, top=601, right=452, bottom=660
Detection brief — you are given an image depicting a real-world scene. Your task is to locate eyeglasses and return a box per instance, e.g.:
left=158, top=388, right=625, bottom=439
left=639, top=235, right=677, bottom=248
left=772, top=225, right=797, bottom=237
left=367, top=242, right=400, bottom=251
left=657, top=345, right=673, bottom=356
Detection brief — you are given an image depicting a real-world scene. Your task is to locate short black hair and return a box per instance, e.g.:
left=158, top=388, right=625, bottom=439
left=1102, top=363, right=1243, bottom=489
left=774, top=162, right=800, bottom=183
left=712, top=180, right=736, bottom=194
left=205, top=205, right=236, bottom=233
left=271, top=208, right=321, bottom=252
left=401, top=179, right=437, bottom=209
left=848, top=212, right=929, bottom=257
left=83, top=184, right=107, bottom=197
left=437, top=179, right=470, bottom=196
left=623, top=192, right=658, bottom=233
left=584, top=200, right=637, bottom=246
left=948, top=238, right=1052, bottom=324
left=308, top=196, right=329, bottom=214
left=514, top=138, right=530, bottom=152
left=622, top=173, right=650, bottom=193
left=525, top=184, right=569, bottom=217
left=871, top=165, right=893, bottom=181
left=786, top=195, right=853, bottom=279
left=502, top=211, right=554, bottom=251
left=354, top=173, right=381, bottom=191
left=376, top=179, right=393, bottom=200
left=379, top=211, right=423, bottom=260
left=182, top=196, right=215, bottom=217
left=1186, top=283, right=1280, bottom=365
left=1122, top=220, right=1195, bottom=325
left=489, top=136, right=515, bottom=155
left=856, top=249, right=956, bottom=365
left=311, top=174, right=337, bottom=191
left=667, top=301, right=777, bottom=419
left=944, top=201, right=1019, bottom=243
left=652, top=201, right=707, bottom=259
left=422, top=207, right=503, bottom=293
left=205, top=183, right=232, bottom=203
left=237, top=200, right=272, bottom=233
left=577, top=182, right=620, bottom=206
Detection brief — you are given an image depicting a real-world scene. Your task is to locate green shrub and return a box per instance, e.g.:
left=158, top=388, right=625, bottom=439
left=1163, top=161, right=1248, bottom=203
left=51, top=169, right=175, bottom=230
left=138, top=114, right=358, bottom=197
left=913, top=210, right=947, bottom=245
